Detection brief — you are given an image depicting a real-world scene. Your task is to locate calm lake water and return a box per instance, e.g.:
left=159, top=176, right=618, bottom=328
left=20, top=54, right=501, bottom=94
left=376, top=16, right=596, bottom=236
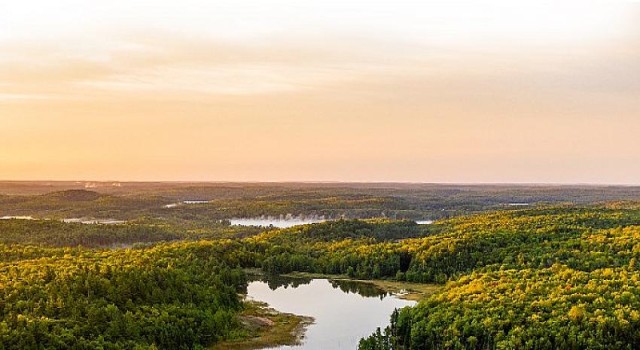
left=246, top=276, right=415, bottom=350
left=230, top=217, right=326, bottom=228
left=415, top=220, right=434, bottom=225
left=62, top=218, right=126, bottom=225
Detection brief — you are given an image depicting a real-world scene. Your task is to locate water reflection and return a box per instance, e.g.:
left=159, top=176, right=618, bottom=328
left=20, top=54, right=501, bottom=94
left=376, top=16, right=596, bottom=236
left=249, top=274, right=313, bottom=291
left=329, top=280, right=389, bottom=299
left=248, top=275, right=389, bottom=299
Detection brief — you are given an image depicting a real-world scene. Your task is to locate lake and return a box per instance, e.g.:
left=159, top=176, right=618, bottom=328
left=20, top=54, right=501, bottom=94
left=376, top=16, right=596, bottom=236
left=246, top=276, right=415, bottom=349
left=0, top=216, right=35, bottom=220
left=230, top=217, right=433, bottom=228
left=62, top=218, right=126, bottom=225
left=415, top=220, right=434, bottom=225
left=230, top=217, right=326, bottom=228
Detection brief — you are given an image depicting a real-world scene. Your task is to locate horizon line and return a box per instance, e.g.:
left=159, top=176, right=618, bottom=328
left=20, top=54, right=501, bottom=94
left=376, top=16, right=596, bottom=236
left=1, top=179, right=640, bottom=187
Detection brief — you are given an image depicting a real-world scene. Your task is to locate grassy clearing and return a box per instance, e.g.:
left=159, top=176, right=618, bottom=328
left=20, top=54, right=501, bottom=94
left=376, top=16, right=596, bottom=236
left=212, top=301, right=313, bottom=350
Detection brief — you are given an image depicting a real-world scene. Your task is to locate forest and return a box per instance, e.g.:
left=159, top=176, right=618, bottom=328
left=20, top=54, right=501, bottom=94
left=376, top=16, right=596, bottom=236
left=3, top=182, right=640, bottom=222
left=2, top=183, right=640, bottom=349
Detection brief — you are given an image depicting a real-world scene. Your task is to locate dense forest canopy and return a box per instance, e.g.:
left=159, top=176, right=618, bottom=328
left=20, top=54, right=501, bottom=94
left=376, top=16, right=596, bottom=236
left=0, top=241, right=247, bottom=349
left=358, top=203, right=640, bottom=349
left=2, top=183, right=640, bottom=349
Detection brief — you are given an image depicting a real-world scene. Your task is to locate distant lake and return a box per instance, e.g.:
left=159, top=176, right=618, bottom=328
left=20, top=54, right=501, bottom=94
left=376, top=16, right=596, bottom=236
left=230, top=217, right=434, bottom=228
left=230, top=217, right=326, bottom=228
left=0, top=216, right=35, bottom=220
left=0, top=216, right=125, bottom=225
left=415, top=220, right=434, bottom=225
left=62, top=218, right=126, bottom=225
left=163, top=200, right=211, bottom=208
left=246, top=276, right=415, bottom=350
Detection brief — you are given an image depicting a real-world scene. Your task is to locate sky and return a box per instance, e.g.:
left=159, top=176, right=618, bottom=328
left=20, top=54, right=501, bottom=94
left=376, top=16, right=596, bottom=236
left=1, top=1, right=639, bottom=183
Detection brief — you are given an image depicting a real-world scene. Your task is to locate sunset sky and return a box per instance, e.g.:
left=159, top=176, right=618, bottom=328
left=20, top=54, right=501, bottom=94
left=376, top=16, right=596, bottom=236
left=1, top=1, right=639, bottom=183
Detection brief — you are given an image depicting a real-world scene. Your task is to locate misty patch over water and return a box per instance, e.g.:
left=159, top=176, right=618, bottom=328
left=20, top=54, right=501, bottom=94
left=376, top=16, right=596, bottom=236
left=163, top=200, right=211, bottom=208
left=415, top=220, right=434, bottom=225
left=230, top=216, right=434, bottom=228
left=0, top=216, right=35, bottom=220
left=62, top=218, right=126, bottom=225
left=230, top=215, right=327, bottom=228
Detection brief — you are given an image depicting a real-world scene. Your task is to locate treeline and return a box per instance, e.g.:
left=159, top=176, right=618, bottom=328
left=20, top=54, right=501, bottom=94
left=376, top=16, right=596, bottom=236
left=0, top=220, right=265, bottom=247
left=0, top=190, right=164, bottom=220
left=244, top=219, right=423, bottom=278
left=239, top=206, right=640, bottom=283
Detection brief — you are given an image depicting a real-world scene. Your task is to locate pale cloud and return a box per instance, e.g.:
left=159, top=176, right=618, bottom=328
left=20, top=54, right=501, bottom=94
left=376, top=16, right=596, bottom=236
left=0, top=34, right=390, bottom=99
left=2, top=26, right=639, bottom=101
left=0, top=1, right=639, bottom=182
left=1, top=1, right=638, bottom=101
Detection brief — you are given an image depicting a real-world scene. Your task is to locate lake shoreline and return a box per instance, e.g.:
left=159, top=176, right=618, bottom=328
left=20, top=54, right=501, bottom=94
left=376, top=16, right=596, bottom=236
left=212, top=300, right=314, bottom=350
